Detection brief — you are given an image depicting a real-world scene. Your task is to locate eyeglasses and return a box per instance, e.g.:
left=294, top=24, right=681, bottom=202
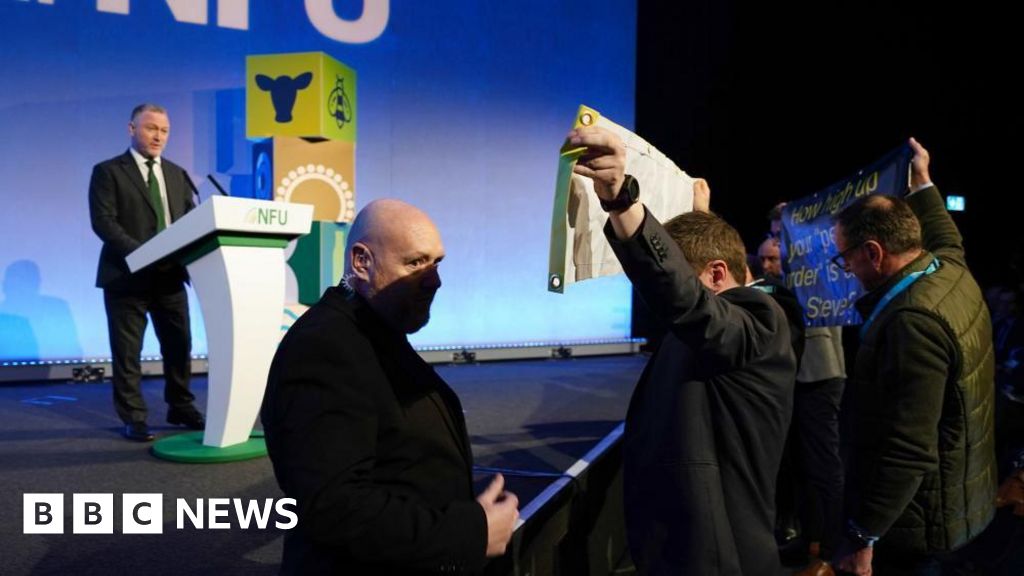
left=830, top=243, right=865, bottom=271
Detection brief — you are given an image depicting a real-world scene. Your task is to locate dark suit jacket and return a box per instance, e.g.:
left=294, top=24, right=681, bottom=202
left=607, top=209, right=796, bottom=576
left=261, top=287, right=487, bottom=575
left=750, top=276, right=806, bottom=366
left=88, top=150, right=194, bottom=292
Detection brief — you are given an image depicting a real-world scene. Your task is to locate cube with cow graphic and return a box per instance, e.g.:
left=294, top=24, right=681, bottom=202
left=246, top=52, right=356, bottom=141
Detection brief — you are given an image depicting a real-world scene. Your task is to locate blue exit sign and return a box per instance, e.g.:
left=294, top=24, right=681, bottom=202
left=946, top=195, right=965, bottom=212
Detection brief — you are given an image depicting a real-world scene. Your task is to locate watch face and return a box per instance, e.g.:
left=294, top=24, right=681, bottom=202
left=600, top=175, right=639, bottom=212
left=625, top=175, right=639, bottom=201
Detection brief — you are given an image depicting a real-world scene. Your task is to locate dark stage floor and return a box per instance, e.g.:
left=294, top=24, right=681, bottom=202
left=0, top=354, right=647, bottom=576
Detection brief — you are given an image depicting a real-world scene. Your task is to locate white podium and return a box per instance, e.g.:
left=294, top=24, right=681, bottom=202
left=127, top=196, right=313, bottom=461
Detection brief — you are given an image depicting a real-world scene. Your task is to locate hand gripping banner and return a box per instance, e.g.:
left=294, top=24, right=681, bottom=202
left=548, top=105, right=697, bottom=293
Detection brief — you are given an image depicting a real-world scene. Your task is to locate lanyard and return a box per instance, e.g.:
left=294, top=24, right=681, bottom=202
left=860, top=258, right=940, bottom=339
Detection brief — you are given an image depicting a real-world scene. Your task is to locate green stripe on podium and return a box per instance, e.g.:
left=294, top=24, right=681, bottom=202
left=180, top=234, right=291, bottom=266
left=151, top=430, right=267, bottom=463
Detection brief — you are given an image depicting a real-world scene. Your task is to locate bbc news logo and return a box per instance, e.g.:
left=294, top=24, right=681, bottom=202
left=24, top=494, right=297, bottom=534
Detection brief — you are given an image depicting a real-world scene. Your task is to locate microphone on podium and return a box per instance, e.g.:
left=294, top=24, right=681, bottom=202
left=207, top=174, right=231, bottom=197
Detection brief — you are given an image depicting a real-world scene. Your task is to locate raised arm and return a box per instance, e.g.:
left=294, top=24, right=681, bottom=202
left=906, top=138, right=966, bottom=268
left=570, top=126, right=785, bottom=370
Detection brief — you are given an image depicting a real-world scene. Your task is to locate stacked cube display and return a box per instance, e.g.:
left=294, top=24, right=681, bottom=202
left=247, top=52, right=357, bottom=305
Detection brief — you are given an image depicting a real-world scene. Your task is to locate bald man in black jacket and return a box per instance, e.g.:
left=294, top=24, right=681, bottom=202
left=262, top=200, right=518, bottom=575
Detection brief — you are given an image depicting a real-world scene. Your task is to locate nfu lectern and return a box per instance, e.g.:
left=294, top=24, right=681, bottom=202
left=126, top=196, right=313, bottom=462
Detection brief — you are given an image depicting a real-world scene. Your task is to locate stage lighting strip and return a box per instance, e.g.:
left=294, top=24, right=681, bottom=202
left=511, top=422, right=625, bottom=530
left=414, top=338, right=645, bottom=353
left=1, top=355, right=209, bottom=367
left=0, top=339, right=646, bottom=367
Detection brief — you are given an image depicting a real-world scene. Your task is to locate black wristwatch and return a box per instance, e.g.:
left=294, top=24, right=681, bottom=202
left=599, top=174, right=640, bottom=213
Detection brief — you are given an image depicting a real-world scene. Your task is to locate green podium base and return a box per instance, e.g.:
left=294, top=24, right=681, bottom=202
left=151, top=430, right=267, bottom=463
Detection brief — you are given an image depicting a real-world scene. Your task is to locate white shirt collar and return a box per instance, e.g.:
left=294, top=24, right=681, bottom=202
left=129, top=147, right=161, bottom=166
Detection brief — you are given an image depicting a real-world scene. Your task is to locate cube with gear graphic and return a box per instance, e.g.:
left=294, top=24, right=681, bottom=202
left=247, top=51, right=357, bottom=141
left=253, top=136, right=356, bottom=222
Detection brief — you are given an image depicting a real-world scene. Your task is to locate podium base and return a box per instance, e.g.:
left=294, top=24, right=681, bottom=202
left=151, top=430, right=267, bottom=463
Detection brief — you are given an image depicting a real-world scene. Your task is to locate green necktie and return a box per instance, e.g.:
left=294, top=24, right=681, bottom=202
left=145, top=159, right=167, bottom=232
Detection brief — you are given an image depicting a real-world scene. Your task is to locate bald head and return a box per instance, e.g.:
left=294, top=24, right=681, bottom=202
left=346, top=200, right=437, bottom=268
left=346, top=199, right=445, bottom=333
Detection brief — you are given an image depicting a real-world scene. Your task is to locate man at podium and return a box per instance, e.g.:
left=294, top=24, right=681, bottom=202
left=88, top=103, right=205, bottom=442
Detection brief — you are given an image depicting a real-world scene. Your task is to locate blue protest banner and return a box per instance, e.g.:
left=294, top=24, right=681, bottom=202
left=780, top=143, right=913, bottom=326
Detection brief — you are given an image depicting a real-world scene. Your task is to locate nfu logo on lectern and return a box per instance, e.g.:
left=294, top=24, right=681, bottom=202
left=23, top=493, right=297, bottom=534
left=245, top=207, right=290, bottom=226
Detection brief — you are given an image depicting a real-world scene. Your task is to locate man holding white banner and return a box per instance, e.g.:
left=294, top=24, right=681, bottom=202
left=569, top=125, right=796, bottom=575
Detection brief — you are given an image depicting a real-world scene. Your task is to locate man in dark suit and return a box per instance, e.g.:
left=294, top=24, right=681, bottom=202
left=262, top=199, right=519, bottom=575
left=89, top=103, right=204, bottom=442
left=568, top=126, right=796, bottom=575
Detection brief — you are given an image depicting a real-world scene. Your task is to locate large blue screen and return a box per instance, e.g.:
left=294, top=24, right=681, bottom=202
left=0, top=1, right=636, bottom=362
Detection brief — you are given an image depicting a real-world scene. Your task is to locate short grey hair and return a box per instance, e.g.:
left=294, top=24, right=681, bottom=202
left=130, top=103, right=167, bottom=123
